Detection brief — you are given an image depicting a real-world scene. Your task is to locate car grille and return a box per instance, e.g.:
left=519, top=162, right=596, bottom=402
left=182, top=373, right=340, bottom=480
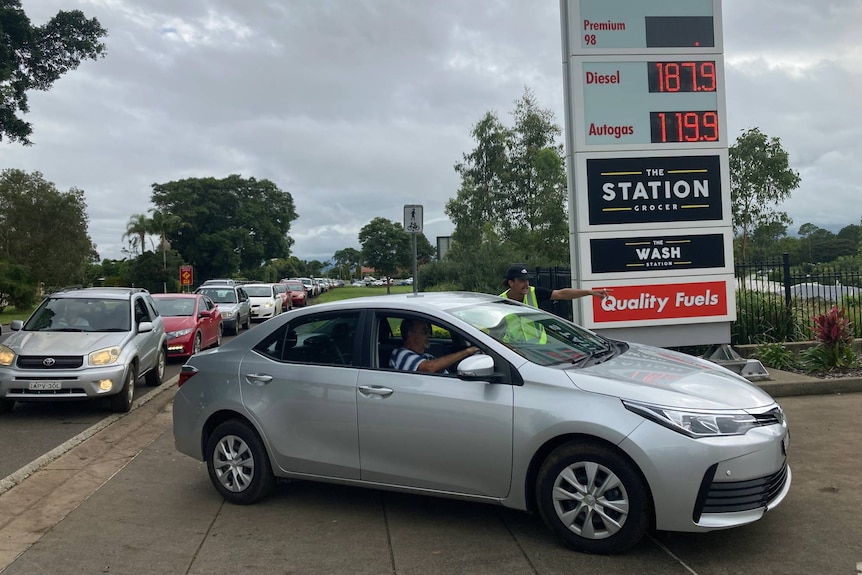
left=16, top=355, right=84, bottom=369
left=9, top=387, right=87, bottom=396
left=750, top=406, right=784, bottom=426
left=693, top=462, right=789, bottom=521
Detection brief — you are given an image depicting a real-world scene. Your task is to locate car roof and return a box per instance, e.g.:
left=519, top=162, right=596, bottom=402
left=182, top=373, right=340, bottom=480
left=50, top=287, right=148, bottom=300
left=152, top=293, right=200, bottom=298
left=308, top=291, right=502, bottom=313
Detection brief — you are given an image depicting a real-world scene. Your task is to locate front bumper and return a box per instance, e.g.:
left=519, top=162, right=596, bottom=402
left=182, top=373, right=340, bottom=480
left=0, top=363, right=130, bottom=401
left=166, top=336, right=194, bottom=358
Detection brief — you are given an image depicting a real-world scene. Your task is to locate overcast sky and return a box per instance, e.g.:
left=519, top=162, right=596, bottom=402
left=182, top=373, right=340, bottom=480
left=3, top=0, right=860, bottom=263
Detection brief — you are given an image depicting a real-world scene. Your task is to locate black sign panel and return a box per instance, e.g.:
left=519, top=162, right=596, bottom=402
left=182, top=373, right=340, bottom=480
left=587, top=155, right=723, bottom=225
left=590, top=233, right=725, bottom=274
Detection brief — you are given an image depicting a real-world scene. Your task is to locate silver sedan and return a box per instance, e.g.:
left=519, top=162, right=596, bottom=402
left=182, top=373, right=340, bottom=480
left=172, top=292, right=790, bottom=554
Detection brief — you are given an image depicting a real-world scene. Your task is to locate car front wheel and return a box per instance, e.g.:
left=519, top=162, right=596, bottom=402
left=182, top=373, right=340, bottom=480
left=192, top=332, right=202, bottom=355
left=206, top=420, right=275, bottom=505
left=535, top=441, right=650, bottom=554
left=145, top=347, right=166, bottom=386
left=110, top=364, right=136, bottom=413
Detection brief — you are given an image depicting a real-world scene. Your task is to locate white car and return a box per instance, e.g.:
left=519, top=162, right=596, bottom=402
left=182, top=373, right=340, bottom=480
left=243, top=283, right=283, bottom=321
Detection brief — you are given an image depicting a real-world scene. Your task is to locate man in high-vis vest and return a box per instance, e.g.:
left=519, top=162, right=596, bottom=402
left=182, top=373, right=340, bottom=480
left=499, top=265, right=609, bottom=343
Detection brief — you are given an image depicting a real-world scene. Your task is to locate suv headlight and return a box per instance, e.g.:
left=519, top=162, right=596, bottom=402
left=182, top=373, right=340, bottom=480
left=89, top=346, right=122, bottom=366
left=0, top=344, right=15, bottom=367
left=623, top=400, right=758, bottom=438
left=221, top=310, right=234, bottom=317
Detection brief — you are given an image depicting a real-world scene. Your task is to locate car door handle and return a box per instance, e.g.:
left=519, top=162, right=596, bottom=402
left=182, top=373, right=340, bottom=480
left=245, top=373, right=273, bottom=385
left=358, top=385, right=394, bottom=398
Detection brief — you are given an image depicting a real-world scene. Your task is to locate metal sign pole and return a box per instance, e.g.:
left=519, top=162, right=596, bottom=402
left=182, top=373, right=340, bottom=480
left=412, top=233, right=418, bottom=294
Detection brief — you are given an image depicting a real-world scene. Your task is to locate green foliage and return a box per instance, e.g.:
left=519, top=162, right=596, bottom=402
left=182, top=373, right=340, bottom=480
left=729, top=128, right=800, bottom=260
left=0, top=169, right=97, bottom=287
left=446, top=88, right=569, bottom=269
left=151, top=175, right=297, bottom=281
left=731, top=289, right=805, bottom=344
left=752, top=342, right=798, bottom=370
left=0, top=260, right=35, bottom=310
left=799, top=343, right=858, bottom=373
left=0, top=1, right=107, bottom=144
left=358, top=217, right=416, bottom=282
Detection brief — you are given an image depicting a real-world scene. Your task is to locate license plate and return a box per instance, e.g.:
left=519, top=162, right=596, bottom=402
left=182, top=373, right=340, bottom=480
left=29, top=381, right=61, bottom=391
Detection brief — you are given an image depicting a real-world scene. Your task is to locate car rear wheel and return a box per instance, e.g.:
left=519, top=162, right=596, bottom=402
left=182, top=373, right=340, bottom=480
left=145, top=347, right=166, bottom=387
left=206, top=420, right=275, bottom=505
left=536, top=441, right=650, bottom=554
left=110, top=365, right=136, bottom=413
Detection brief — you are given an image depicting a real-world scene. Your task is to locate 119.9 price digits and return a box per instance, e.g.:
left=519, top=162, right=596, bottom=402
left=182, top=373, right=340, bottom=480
left=650, top=111, right=719, bottom=143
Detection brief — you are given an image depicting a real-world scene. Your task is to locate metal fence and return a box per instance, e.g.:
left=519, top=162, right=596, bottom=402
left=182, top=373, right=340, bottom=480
left=535, top=254, right=862, bottom=343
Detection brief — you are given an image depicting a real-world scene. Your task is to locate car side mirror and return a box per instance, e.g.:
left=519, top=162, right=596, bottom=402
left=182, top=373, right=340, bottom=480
left=138, top=321, right=154, bottom=334
left=199, top=310, right=213, bottom=318
left=457, top=353, right=501, bottom=381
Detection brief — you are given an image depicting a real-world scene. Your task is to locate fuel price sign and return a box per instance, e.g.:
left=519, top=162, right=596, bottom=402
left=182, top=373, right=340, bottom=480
left=570, top=54, right=727, bottom=150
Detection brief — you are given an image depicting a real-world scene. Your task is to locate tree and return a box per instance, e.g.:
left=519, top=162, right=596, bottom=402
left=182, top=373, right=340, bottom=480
left=0, top=168, right=96, bottom=288
left=446, top=89, right=568, bottom=273
left=123, top=213, right=150, bottom=256
left=150, top=175, right=297, bottom=281
left=0, top=1, right=108, bottom=144
left=729, top=128, right=801, bottom=261
left=359, top=217, right=413, bottom=293
left=333, top=247, right=361, bottom=279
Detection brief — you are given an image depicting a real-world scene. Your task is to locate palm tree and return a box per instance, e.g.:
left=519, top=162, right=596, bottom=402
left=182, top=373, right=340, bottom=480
left=123, top=213, right=150, bottom=256
left=149, top=209, right=182, bottom=292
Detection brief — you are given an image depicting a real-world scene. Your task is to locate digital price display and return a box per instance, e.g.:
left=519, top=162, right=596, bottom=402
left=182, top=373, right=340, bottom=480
left=569, top=0, right=721, bottom=54
left=573, top=55, right=725, bottom=149
left=650, top=111, right=719, bottom=143
left=647, top=61, right=716, bottom=93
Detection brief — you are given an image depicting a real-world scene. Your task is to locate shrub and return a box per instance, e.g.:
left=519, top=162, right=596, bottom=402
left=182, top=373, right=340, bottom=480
left=732, top=289, right=804, bottom=345
left=800, top=306, right=859, bottom=372
left=753, top=342, right=798, bottom=370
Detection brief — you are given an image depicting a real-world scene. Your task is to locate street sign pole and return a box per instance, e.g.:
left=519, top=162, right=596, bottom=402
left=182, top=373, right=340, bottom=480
left=404, top=205, right=423, bottom=295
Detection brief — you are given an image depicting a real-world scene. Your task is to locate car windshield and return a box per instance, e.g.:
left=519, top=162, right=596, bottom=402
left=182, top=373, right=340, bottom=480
left=197, top=288, right=237, bottom=304
left=285, top=283, right=304, bottom=292
left=153, top=298, right=196, bottom=317
left=449, top=300, right=612, bottom=366
left=24, top=297, right=131, bottom=332
left=244, top=286, right=273, bottom=297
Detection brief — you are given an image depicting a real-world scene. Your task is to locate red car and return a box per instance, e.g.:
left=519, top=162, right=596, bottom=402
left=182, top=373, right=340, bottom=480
left=281, top=280, right=308, bottom=307
left=152, top=293, right=222, bottom=358
left=273, top=283, right=292, bottom=312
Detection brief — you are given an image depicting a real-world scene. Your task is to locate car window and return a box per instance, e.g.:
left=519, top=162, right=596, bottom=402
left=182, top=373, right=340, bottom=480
left=154, top=297, right=196, bottom=317
left=23, top=297, right=130, bottom=332
left=244, top=286, right=274, bottom=297
left=376, top=313, right=462, bottom=371
left=134, top=298, right=152, bottom=323
left=254, top=311, right=360, bottom=367
left=197, top=288, right=237, bottom=303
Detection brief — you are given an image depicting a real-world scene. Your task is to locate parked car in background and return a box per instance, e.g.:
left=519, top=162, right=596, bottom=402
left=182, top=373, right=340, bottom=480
left=292, top=277, right=318, bottom=298
left=172, top=291, right=790, bottom=554
left=201, top=279, right=237, bottom=286
left=0, top=287, right=167, bottom=414
left=152, top=293, right=222, bottom=359
left=194, top=284, right=251, bottom=335
left=281, top=280, right=308, bottom=307
left=272, top=283, right=292, bottom=313
left=243, top=283, right=283, bottom=321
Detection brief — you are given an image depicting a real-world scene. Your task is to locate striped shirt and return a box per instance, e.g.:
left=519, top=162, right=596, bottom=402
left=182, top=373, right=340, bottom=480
left=390, top=347, right=441, bottom=372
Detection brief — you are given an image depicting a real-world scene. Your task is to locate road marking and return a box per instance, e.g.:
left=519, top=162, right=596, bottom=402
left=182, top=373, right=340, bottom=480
left=648, top=534, right=701, bottom=575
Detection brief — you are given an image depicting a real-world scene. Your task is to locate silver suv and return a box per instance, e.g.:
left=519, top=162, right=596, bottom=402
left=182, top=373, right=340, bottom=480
left=194, top=284, right=251, bottom=335
left=0, top=287, right=168, bottom=414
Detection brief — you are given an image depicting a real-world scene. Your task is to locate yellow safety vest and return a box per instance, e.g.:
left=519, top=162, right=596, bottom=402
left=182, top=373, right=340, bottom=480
left=500, top=287, right=547, bottom=343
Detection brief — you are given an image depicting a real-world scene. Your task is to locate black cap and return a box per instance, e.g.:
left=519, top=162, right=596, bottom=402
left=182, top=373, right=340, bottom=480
left=503, top=264, right=530, bottom=286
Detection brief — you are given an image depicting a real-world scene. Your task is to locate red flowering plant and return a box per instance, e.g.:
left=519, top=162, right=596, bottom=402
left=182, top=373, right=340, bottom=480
left=800, top=306, right=858, bottom=372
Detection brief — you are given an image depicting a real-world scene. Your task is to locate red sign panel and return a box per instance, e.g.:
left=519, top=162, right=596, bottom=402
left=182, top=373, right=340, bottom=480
left=591, top=280, right=727, bottom=323
left=180, top=265, right=193, bottom=286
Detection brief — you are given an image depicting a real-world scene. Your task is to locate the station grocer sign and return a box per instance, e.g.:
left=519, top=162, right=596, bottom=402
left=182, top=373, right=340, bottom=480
left=587, top=154, right=722, bottom=225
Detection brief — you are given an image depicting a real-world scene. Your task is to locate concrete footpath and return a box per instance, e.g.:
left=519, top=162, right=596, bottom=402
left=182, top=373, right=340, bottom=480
left=0, top=370, right=860, bottom=575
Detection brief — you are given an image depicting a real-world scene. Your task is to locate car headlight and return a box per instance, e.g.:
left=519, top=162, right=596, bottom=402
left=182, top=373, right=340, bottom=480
left=221, top=310, right=234, bottom=317
left=167, top=328, right=194, bottom=339
left=263, top=302, right=273, bottom=308
left=623, top=400, right=758, bottom=438
left=89, top=346, right=122, bottom=366
left=0, top=344, right=15, bottom=367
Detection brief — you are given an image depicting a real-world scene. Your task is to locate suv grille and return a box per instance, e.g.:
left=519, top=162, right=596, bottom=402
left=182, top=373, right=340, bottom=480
left=16, top=355, right=84, bottom=369
left=694, top=462, right=788, bottom=521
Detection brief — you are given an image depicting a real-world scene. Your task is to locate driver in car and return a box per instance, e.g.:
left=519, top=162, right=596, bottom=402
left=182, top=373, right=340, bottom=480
left=390, top=318, right=479, bottom=374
